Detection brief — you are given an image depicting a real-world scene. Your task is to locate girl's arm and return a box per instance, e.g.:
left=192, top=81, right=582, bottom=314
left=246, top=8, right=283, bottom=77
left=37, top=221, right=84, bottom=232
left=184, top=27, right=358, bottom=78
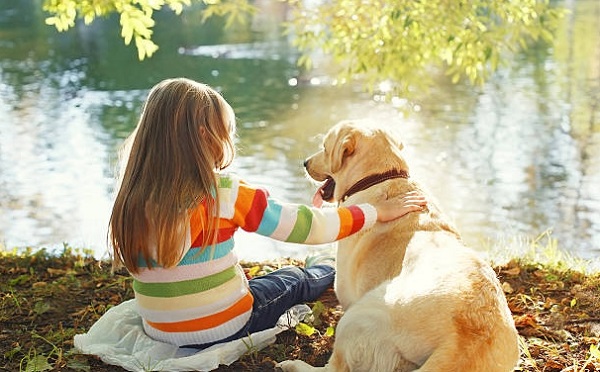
left=228, top=176, right=426, bottom=245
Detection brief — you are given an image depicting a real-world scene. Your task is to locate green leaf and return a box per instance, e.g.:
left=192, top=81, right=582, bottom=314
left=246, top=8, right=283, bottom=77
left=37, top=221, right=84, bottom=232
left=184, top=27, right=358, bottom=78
left=25, top=355, right=53, bottom=372
left=168, top=0, right=189, bottom=15
left=311, top=301, right=326, bottom=315
left=295, top=322, right=316, bottom=337
left=4, top=344, right=21, bottom=359
left=44, top=17, right=58, bottom=26
left=120, top=14, right=134, bottom=45
left=325, top=326, right=335, bottom=337
left=246, top=265, right=261, bottom=278
left=135, top=37, right=159, bottom=60
left=33, top=301, right=51, bottom=315
left=590, top=344, right=600, bottom=360
left=309, top=300, right=326, bottom=326
left=66, top=357, right=91, bottom=372
left=83, top=13, right=94, bottom=25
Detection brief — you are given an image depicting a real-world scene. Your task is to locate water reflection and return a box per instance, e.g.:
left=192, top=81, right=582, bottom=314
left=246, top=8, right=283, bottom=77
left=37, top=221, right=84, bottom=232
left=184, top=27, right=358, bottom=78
left=0, top=0, right=598, bottom=261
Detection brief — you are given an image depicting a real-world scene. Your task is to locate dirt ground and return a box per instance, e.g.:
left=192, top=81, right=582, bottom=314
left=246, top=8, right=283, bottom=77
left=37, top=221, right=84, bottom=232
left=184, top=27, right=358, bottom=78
left=2, top=248, right=600, bottom=371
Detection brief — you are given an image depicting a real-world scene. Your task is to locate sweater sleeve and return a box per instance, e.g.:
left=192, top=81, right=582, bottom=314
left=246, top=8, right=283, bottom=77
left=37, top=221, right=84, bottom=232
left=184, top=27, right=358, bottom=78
left=226, top=175, right=377, bottom=244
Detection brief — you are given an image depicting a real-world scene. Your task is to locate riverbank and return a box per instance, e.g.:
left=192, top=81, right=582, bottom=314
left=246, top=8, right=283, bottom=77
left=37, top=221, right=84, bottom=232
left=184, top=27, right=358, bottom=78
left=2, top=244, right=600, bottom=371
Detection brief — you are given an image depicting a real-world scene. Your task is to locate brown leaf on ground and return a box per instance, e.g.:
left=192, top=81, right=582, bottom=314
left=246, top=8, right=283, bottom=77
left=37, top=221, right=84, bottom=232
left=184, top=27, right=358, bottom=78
left=2, top=251, right=600, bottom=371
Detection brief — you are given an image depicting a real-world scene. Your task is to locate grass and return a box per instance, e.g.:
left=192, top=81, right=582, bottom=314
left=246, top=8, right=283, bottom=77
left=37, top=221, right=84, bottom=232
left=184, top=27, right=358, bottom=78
left=2, top=237, right=600, bottom=371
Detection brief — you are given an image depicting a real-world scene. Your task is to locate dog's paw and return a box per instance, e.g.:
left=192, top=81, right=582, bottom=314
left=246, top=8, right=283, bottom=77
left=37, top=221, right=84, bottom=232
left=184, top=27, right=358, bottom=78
left=276, top=359, right=315, bottom=372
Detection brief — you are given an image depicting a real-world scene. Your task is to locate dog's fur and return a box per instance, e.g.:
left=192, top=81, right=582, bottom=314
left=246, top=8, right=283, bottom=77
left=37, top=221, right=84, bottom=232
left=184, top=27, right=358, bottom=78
left=277, top=121, right=519, bottom=372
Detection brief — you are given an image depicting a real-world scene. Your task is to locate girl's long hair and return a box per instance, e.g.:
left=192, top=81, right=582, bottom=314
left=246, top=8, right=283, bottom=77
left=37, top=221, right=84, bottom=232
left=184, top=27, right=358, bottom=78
left=109, top=78, right=235, bottom=273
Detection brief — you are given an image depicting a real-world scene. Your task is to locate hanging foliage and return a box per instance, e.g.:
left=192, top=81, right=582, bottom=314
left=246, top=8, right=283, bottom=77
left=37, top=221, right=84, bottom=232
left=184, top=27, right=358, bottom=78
left=42, top=0, right=565, bottom=93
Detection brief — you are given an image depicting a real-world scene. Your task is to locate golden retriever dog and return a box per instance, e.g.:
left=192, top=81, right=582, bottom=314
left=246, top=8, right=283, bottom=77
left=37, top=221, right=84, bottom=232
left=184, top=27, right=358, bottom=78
left=277, top=121, right=519, bottom=372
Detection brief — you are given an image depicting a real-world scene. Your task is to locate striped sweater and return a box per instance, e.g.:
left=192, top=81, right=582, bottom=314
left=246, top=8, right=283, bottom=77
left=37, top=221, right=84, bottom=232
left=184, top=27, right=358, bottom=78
left=133, top=173, right=377, bottom=347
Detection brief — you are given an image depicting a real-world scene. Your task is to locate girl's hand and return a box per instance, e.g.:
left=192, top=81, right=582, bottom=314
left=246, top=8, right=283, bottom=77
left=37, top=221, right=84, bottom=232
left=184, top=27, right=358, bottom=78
left=375, top=191, right=428, bottom=222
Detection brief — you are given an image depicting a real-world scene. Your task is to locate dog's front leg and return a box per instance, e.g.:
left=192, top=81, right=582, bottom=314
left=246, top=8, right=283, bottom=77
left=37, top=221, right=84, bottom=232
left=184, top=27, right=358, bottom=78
left=276, top=360, right=325, bottom=372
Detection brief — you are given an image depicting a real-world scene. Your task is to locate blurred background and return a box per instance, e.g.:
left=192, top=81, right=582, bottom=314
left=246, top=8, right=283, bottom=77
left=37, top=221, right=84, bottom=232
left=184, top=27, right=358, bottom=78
left=0, top=0, right=598, bottom=261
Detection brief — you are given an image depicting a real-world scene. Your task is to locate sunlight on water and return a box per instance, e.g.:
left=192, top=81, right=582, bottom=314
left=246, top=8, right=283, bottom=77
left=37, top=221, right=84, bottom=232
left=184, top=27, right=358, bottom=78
left=0, top=0, right=599, bottom=261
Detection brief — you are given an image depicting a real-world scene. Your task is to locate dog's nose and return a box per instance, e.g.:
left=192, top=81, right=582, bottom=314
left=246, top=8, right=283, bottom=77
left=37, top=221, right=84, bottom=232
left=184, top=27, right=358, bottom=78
left=303, top=159, right=309, bottom=168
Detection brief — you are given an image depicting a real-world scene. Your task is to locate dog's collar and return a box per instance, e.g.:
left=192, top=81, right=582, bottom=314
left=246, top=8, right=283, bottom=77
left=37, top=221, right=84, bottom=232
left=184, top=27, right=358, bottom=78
left=341, top=169, right=409, bottom=202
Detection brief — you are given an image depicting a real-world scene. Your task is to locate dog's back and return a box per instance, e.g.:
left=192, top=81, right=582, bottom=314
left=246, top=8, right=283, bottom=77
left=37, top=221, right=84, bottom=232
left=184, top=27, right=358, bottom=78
left=335, top=178, right=459, bottom=307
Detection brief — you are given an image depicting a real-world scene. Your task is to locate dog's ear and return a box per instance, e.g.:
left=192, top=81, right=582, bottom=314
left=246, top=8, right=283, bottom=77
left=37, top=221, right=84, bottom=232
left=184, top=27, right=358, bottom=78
left=386, top=131, right=404, bottom=152
left=329, top=127, right=358, bottom=173
left=376, top=127, right=404, bottom=152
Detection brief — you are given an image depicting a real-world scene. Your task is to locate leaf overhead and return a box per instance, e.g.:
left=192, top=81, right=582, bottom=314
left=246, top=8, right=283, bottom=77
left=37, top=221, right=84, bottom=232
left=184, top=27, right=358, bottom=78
left=41, top=0, right=565, bottom=87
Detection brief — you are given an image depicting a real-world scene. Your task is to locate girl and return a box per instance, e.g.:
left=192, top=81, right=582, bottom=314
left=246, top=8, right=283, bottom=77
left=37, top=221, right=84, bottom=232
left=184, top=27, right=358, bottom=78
left=109, top=77, right=426, bottom=349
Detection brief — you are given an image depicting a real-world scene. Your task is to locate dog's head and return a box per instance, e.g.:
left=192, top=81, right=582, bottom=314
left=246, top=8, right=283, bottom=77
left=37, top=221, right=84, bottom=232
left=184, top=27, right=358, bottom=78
left=305, top=120, right=407, bottom=203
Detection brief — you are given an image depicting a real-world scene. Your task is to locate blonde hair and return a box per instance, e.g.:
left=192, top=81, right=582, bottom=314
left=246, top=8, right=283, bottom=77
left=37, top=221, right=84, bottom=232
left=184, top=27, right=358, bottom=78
left=109, top=78, right=236, bottom=273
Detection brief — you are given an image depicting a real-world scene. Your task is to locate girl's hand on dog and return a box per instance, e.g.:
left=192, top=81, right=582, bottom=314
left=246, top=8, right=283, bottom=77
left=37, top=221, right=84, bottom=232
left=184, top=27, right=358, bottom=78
left=375, top=191, right=427, bottom=222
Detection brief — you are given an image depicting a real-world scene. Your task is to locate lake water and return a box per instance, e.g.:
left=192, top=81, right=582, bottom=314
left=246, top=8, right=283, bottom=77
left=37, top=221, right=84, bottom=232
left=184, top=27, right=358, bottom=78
left=0, top=0, right=599, bottom=262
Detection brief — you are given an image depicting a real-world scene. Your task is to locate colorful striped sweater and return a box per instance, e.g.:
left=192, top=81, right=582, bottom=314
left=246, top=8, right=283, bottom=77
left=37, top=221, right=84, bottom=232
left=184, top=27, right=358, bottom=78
left=133, top=173, right=377, bottom=347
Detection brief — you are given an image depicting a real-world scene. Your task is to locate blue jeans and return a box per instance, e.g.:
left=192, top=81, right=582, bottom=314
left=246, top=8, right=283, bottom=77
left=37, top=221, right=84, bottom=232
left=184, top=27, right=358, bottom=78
left=187, top=264, right=335, bottom=349
left=246, top=264, right=335, bottom=333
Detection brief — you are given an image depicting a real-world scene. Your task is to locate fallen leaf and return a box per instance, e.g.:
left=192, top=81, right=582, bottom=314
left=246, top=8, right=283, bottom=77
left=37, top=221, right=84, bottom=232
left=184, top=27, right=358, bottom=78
left=47, top=268, right=66, bottom=276
left=32, top=281, right=47, bottom=288
left=514, top=313, right=539, bottom=328
left=502, top=282, right=514, bottom=294
left=503, top=266, right=521, bottom=276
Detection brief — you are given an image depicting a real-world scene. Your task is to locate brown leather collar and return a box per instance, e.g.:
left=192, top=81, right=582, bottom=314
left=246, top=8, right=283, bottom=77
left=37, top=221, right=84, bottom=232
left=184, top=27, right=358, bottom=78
left=341, top=169, right=409, bottom=202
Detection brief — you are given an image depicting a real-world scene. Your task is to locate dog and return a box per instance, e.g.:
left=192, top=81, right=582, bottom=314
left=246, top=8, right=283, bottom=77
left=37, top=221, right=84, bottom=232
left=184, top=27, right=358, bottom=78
left=277, top=121, right=519, bottom=372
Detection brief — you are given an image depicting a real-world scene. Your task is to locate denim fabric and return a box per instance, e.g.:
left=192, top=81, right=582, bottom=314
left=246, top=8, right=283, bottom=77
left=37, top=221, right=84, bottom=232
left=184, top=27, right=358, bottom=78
left=185, top=264, right=335, bottom=349
left=245, top=264, right=335, bottom=333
